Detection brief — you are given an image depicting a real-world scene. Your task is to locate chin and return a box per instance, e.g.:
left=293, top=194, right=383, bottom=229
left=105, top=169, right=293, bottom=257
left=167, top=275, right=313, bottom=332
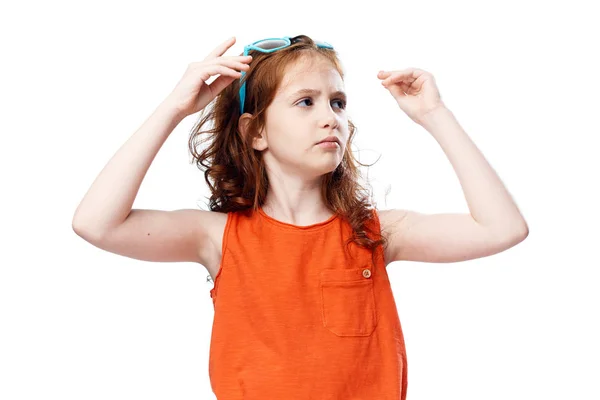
left=314, top=160, right=342, bottom=177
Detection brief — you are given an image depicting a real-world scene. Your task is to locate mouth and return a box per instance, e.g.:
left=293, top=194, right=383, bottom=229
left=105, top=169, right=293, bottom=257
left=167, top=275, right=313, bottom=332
left=316, top=136, right=341, bottom=146
left=316, top=140, right=341, bottom=149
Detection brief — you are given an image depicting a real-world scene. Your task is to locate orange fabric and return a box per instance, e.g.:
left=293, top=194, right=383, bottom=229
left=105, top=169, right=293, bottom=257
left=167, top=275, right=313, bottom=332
left=208, top=207, right=408, bottom=399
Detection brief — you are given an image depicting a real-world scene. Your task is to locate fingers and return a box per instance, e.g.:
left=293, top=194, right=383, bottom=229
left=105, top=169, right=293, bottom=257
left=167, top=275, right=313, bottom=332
left=192, top=55, right=252, bottom=68
left=220, top=56, right=252, bottom=72
left=212, top=58, right=251, bottom=74
left=198, top=64, right=245, bottom=82
left=208, top=59, right=251, bottom=80
left=208, top=74, right=238, bottom=98
left=190, top=55, right=251, bottom=79
left=204, top=36, right=237, bottom=61
left=379, top=69, right=420, bottom=86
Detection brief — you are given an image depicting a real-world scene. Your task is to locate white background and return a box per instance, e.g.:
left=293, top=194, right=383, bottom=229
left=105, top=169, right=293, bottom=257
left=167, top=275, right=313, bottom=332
left=1, top=0, right=598, bottom=399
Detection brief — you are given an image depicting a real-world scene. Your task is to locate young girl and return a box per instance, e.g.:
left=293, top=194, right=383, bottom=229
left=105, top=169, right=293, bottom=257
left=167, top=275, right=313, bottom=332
left=72, top=34, right=528, bottom=399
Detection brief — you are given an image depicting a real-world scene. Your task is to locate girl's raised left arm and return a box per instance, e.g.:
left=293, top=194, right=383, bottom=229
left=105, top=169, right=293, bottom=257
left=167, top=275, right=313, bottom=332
left=377, top=68, right=528, bottom=264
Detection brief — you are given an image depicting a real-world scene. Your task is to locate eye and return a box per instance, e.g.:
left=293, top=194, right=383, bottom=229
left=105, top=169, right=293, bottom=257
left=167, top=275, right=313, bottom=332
left=297, top=97, right=346, bottom=109
left=333, top=99, right=347, bottom=109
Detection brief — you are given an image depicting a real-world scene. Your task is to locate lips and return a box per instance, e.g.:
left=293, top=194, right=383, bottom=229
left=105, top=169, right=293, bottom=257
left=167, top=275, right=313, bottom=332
left=317, top=136, right=341, bottom=145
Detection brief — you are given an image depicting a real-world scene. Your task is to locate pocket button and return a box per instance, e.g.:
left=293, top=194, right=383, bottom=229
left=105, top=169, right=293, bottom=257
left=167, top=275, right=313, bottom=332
left=362, top=268, right=372, bottom=278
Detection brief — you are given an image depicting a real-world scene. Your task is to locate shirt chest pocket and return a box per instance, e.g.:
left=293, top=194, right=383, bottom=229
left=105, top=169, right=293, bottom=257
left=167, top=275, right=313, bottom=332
left=319, top=267, right=377, bottom=337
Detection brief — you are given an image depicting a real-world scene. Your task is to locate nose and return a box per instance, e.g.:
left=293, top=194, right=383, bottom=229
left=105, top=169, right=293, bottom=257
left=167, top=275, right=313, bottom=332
left=319, top=101, right=339, bottom=130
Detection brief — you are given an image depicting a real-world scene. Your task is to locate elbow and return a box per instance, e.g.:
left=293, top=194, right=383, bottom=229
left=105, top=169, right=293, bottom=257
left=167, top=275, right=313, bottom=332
left=520, top=225, right=529, bottom=240
left=72, top=220, right=92, bottom=240
left=501, top=225, right=529, bottom=248
left=72, top=217, right=104, bottom=242
left=505, top=217, right=529, bottom=241
left=515, top=219, right=529, bottom=241
left=72, top=214, right=89, bottom=236
left=490, top=221, right=529, bottom=249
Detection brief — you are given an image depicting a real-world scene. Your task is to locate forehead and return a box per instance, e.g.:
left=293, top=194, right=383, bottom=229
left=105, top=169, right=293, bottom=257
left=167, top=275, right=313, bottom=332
left=278, top=56, right=344, bottom=94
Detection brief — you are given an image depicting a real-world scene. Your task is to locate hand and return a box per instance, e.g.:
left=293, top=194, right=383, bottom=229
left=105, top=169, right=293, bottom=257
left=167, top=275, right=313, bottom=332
left=378, top=68, right=446, bottom=124
left=164, top=37, right=253, bottom=118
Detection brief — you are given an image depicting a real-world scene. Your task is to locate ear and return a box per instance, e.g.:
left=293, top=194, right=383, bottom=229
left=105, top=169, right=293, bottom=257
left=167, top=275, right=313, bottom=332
left=238, top=113, right=268, bottom=151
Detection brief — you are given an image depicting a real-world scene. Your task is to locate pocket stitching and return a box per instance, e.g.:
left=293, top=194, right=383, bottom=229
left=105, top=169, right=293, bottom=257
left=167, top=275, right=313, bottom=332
left=320, top=270, right=378, bottom=337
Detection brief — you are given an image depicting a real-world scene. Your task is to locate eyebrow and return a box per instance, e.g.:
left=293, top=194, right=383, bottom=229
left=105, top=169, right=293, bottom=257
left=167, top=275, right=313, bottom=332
left=287, top=88, right=347, bottom=101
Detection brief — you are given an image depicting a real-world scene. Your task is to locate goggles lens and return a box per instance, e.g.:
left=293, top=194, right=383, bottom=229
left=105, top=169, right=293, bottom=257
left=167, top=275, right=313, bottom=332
left=250, top=37, right=332, bottom=52
left=253, top=39, right=288, bottom=50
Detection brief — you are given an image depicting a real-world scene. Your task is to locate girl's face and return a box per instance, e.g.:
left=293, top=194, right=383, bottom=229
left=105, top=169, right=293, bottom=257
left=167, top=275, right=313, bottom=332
left=250, top=56, right=349, bottom=181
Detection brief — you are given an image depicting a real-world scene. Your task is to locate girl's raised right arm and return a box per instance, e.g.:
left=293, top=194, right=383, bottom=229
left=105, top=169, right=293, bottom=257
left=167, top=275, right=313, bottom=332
left=72, top=37, right=251, bottom=265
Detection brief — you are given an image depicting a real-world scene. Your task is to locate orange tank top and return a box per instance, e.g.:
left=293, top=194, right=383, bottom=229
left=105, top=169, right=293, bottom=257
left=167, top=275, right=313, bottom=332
left=208, top=206, right=408, bottom=399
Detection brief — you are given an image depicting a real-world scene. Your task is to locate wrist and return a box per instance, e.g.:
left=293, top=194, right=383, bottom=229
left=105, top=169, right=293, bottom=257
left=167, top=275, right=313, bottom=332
left=416, top=104, right=452, bottom=126
left=157, top=98, right=187, bottom=123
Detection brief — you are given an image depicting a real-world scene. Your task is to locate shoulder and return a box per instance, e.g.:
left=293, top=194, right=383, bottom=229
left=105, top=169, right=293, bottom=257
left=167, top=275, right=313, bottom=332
left=374, top=208, right=410, bottom=234
left=201, top=209, right=230, bottom=238
left=373, top=208, right=411, bottom=266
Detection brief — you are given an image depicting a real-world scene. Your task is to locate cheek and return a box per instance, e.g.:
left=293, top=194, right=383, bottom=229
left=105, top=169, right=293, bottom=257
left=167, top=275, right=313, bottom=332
left=270, top=126, right=306, bottom=146
left=267, top=129, right=308, bottom=157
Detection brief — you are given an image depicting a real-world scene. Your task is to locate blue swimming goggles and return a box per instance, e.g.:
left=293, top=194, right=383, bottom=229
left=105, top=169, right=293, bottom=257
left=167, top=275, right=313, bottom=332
left=239, top=36, right=334, bottom=114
